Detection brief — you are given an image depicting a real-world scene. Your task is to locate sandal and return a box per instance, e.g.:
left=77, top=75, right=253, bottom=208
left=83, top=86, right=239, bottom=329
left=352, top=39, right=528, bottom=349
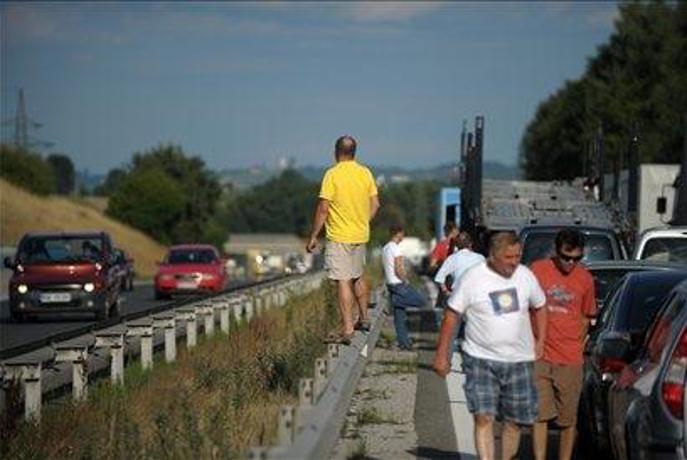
left=325, top=333, right=354, bottom=345
left=354, top=320, right=371, bottom=332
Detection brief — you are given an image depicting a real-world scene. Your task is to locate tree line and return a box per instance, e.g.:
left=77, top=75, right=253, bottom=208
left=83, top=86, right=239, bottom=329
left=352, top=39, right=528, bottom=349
left=0, top=144, right=75, bottom=195
left=2, top=142, right=443, bottom=249
left=520, top=1, right=687, bottom=180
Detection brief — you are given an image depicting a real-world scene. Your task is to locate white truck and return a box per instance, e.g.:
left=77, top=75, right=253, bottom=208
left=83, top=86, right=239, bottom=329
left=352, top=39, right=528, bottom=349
left=632, top=226, right=687, bottom=262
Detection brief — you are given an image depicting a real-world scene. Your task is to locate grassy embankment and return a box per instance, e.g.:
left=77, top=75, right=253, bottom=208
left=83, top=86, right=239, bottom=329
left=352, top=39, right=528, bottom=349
left=0, top=179, right=166, bottom=279
left=1, top=282, right=340, bottom=459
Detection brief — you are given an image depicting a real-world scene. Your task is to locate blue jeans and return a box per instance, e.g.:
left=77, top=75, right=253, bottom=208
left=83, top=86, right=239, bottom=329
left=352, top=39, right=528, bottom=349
left=387, top=283, right=425, bottom=347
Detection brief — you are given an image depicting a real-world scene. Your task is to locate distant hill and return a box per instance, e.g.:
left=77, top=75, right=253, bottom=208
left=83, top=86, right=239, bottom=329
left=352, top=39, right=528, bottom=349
left=219, top=161, right=520, bottom=188
left=0, top=179, right=166, bottom=278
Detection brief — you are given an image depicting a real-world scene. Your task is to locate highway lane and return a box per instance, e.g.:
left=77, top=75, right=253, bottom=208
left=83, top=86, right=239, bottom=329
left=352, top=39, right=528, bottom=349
left=0, top=281, right=247, bottom=355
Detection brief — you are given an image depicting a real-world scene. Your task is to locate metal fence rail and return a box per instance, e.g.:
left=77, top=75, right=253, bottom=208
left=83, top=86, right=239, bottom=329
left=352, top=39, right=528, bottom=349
left=0, top=273, right=325, bottom=421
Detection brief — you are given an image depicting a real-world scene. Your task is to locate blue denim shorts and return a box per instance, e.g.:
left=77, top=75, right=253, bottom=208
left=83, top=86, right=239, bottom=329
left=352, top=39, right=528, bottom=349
left=462, top=353, right=538, bottom=425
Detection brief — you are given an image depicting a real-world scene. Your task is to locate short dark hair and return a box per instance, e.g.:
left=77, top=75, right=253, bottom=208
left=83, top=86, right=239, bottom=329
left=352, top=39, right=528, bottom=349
left=555, top=229, right=585, bottom=251
left=443, top=221, right=457, bottom=236
left=389, top=223, right=404, bottom=236
left=335, top=135, right=357, bottom=157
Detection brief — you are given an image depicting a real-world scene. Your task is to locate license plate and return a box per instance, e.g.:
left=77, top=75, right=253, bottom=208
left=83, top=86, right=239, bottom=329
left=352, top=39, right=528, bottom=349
left=177, top=281, right=198, bottom=290
left=40, top=292, right=72, bottom=303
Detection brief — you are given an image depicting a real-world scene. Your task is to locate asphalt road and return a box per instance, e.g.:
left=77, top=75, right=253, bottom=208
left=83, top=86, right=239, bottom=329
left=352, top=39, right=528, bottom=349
left=0, top=281, right=252, bottom=355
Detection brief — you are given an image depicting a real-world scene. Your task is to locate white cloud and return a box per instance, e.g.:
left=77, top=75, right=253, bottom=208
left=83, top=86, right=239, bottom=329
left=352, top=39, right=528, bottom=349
left=336, top=2, right=444, bottom=23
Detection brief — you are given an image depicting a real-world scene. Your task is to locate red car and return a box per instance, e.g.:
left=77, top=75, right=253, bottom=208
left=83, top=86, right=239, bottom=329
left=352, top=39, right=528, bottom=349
left=154, top=244, right=227, bottom=300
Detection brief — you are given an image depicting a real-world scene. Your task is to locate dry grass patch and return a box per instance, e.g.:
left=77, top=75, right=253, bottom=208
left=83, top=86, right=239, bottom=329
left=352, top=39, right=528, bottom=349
left=0, top=179, right=165, bottom=278
left=1, top=283, right=339, bottom=459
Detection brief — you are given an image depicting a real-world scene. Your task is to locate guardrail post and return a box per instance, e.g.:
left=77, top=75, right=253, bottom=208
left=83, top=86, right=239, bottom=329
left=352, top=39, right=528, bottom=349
left=94, top=329, right=126, bottom=385
left=175, top=308, right=197, bottom=349
left=217, top=300, right=231, bottom=333
left=54, top=338, right=94, bottom=401
left=153, top=314, right=177, bottom=363
left=127, top=319, right=154, bottom=370
left=327, top=344, right=340, bottom=371
left=254, top=290, right=263, bottom=316
left=231, top=297, right=243, bottom=325
left=244, top=296, right=254, bottom=323
left=195, top=303, right=215, bottom=337
left=3, top=364, right=43, bottom=421
left=295, top=378, right=314, bottom=433
left=313, top=358, right=328, bottom=402
left=277, top=405, right=296, bottom=446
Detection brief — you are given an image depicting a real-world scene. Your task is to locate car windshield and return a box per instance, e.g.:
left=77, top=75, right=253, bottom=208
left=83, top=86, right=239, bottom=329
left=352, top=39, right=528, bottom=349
left=615, top=275, right=687, bottom=334
left=522, top=232, right=615, bottom=265
left=640, top=237, right=687, bottom=263
left=18, top=236, right=103, bottom=264
left=167, top=249, right=217, bottom=264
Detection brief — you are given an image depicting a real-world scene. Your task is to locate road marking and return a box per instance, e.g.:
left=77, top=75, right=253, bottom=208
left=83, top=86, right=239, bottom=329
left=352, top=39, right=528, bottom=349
left=447, top=353, right=477, bottom=458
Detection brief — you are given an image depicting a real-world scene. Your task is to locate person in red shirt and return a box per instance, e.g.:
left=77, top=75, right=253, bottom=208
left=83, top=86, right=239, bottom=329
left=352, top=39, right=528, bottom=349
left=529, top=229, right=596, bottom=460
left=428, top=221, right=459, bottom=275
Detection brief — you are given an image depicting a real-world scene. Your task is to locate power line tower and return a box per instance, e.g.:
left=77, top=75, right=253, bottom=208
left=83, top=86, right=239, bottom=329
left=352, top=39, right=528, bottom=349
left=1, top=88, right=54, bottom=150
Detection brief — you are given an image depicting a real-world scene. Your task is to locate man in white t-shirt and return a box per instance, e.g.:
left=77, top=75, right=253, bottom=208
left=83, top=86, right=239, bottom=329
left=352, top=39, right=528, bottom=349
left=434, top=231, right=485, bottom=296
left=382, top=224, right=426, bottom=350
left=433, top=232, right=548, bottom=460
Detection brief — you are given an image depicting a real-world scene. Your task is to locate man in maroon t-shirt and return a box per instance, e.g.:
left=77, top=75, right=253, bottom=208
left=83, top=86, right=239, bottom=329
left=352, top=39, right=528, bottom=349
left=429, top=221, right=458, bottom=275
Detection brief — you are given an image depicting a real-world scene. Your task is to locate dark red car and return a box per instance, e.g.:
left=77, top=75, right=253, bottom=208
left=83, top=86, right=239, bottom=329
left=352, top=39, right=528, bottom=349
left=154, top=244, right=227, bottom=300
left=4, top=231, right=121, bottom=321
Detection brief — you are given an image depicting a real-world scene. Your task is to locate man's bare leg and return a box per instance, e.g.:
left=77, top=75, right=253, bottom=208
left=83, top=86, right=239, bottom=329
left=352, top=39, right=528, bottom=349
left=353, top=275, right=369, bottom=323
left=532, top=421, right=548, bottom=460
left=558, top=425, right=576, bottom=460
left=474, top=414, right=495, bottom=460
left=337, top=279, right=355, bottom=335
left=502, top=421, right=522, bottom=460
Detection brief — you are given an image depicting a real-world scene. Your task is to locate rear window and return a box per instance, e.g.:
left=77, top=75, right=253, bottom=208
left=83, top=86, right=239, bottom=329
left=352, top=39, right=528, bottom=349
left=167, top=249, right=217, bottom=264
left=616, top=276, right=687, bottom=333
left=522, top=232, right=615, bottom=265
left=18, top=235, right=104, bottom=264
left=640, top=237, right=687, bottom=263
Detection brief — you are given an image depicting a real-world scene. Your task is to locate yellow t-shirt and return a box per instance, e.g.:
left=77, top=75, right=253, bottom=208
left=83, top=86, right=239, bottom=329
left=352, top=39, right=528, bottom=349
left=319, top=160, right=378, bottom=244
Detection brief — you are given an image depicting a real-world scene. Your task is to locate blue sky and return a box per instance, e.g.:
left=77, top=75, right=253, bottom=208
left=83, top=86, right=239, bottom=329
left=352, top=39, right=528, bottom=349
left=1, top=2, right=619, bottom=174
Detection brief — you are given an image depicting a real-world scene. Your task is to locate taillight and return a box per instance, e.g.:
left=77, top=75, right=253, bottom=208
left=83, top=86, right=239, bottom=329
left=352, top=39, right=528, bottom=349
left=599, top=356, right=627, bottom=374
left=661, top=328, right=687, bottom=419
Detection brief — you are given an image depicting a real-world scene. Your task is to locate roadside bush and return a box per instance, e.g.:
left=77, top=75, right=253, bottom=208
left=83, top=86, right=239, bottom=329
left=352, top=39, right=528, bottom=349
left=0, top=144, right=56, bottom=195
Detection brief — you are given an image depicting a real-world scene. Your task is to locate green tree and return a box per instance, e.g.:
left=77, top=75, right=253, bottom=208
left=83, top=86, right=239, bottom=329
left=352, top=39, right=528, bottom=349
left=107, top=168, right=185, bottom=244
left=0, top=144, right=56, bottom=195
left=104, top=144, right=223, bottom=246
left=520, top=2, right=687, bottom=180
left=47, top=153, right=75, bottom=195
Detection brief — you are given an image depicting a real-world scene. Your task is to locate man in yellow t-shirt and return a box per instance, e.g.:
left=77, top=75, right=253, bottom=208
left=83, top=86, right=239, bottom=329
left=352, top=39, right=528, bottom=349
left=306, top=135, right=380, bottom=344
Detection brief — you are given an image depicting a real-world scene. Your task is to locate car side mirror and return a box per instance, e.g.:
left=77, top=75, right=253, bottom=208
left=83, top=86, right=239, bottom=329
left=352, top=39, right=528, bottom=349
left=597, top=330, right=632, bottom=360
left=657, top=196, right=667, bottom=215
left=4, top=256, right=15, bottom=269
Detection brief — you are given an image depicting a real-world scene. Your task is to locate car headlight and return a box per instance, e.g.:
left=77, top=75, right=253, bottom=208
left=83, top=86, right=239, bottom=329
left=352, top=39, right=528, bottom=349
left=83, top=282, right=95, bottom=292
left=159, top=274, right=174, bottom=281
left=203, top=273, right=217, bottom=281
left=17, top=284, right=28, bottom=294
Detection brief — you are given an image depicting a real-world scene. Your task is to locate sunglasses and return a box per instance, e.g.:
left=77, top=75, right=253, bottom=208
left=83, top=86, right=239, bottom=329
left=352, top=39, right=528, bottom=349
left=557, top=252, right=583, bottom=263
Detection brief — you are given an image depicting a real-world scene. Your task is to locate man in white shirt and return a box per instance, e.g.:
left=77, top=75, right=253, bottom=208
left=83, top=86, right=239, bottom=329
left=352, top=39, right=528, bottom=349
left=382, top=224, right=426, bottom=350
left=434, top=231, right=485, bottom=296
left=433, top=232, right=548, bottom=460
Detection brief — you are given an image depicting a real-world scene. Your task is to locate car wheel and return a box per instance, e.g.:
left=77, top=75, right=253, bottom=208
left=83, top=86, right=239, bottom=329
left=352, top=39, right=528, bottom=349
left=127, top=276, right=134, bottom=291
left=154, top=290, right=168, bottom=301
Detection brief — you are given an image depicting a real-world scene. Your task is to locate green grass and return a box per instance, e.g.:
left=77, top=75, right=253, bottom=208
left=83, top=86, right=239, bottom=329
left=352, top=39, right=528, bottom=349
left=356, top=407, right=401, bottom=426
left=347, top=436, right=370, bottom=460
left=0, top=284, right=340, bottom=460
left=378, top=357, right=418, bottom=375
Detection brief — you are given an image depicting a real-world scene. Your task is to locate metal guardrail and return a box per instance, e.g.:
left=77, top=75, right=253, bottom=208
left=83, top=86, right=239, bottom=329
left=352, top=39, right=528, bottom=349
left=0, top=273, right=325, bottom=422
left=0, top=275, right=283, bottom=360
left=250, top=287, right=387, bottom=460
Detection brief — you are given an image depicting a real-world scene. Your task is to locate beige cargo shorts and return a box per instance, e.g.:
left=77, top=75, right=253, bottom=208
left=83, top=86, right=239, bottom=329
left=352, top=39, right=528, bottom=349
left=324, top=241, right=366, bottom=280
